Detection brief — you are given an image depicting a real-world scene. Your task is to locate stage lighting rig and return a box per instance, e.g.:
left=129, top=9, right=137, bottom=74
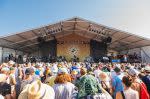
left=38, top=25, right=63, bottom=42
left=88, top=25, right=109, bottom=37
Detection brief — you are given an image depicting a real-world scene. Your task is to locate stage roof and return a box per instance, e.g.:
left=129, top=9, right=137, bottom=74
left=0, top=17, right=150, bottom=53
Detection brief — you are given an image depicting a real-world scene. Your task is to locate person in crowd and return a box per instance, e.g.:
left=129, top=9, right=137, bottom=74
left=99, top=72, right=111, bottom=94
left=0, top=74, right=11, bottom=99
left=138, top=73, right=145, bottom=80
left=18, top=80, right=55, bottom=99
left=14, top=64, right=23, bottom=99
left=9, top=67, right=17, bottom=99
left=0, top=59, right=150, bottom=99
left=128, top=68, right=150, bottom=99
left=51, top=63, right=58, bottom=75
left=53, top=68, right=75, bottom=99
left=94, top=65, right=102, bottom=79
left=75, top=71, right=112, bottom=99
left=121, top=76, right=139, bottom=99
left=142, top=66, right=150, bottom=94
left=111, top=66, right=124, bottom=98
left=8, top=61, right=15, bottom=67
left=20, top=68, right=35, bottom=92
left=70, top=70, right=78, bottom=84
left=1, top=67, right=10, bottom=84
left=127, top=68, right=141, bottom=95
left=45, top=69, right=56, bottom=86
left=0, top=94, right=4, bottom=99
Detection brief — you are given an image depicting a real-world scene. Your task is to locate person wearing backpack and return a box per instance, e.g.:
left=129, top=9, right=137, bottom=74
left=142, top=66, right=150, bottom=95
left=99, top=72, right=111, bottom=94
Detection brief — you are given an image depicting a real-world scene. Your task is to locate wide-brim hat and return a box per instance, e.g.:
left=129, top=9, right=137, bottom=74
left=127, top=68, right=139, bottom=76
left=0, top=74, right=6, bottom=82
left=58, top=67, right=68, bottom=74
left=8, top=60, right=15, bottom=65
left=145, top=66, right=150, bottom=73
left=1, top=63, right=8, bottom=67
left=1, top=67, right=10, bottom=72
left=99, top=72, right=108, bottom=81
left=18, top=80, right=55, bottom=99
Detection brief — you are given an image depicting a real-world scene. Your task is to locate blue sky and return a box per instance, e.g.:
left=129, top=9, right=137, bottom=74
left=0, top=0, right=150, bottom=38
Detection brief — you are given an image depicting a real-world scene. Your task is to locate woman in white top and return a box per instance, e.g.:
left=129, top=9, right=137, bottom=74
left=0, top=94, right=4, bottom=99
left=122, top=76, right=139, bottom=99
left=53, top=73, right=75, bottom=99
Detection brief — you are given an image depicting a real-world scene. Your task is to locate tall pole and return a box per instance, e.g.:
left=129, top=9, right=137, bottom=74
left=2, top=47, right=3, bottom=63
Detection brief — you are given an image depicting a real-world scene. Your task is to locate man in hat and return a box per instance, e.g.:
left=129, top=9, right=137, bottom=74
left=142, top=66, right=150, bottom=94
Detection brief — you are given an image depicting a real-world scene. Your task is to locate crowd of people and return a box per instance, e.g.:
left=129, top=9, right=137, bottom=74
left=0, top=60, right=150, bottom=99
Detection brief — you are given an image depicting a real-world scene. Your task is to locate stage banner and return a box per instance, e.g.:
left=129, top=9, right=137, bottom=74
left=57, top=34, right=90, bottom=61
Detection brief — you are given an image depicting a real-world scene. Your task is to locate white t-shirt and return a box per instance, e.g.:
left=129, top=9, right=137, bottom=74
left=53, top=82, right=75, bottom=99
left=124, top=88, right=139, bottom=99
left=0, top=94, right=4, bottom=99
left=94, top=69, right=102, bottom=78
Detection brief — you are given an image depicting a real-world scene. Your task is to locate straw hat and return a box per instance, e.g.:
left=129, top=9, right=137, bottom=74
left=0, top=74, right=7, bottom=82
left=145, top=66, right=150, bottom=73
left=58, top=67, right=68, bottom=74
left=99, top=72, right=108, bottom=81
left=1, top=67, right=10, bottom=72
left=8, top=60, right=15, bottom=65
left=1, top=63, right=8, bottom=67
left=18, top=80, right=55, bottom=99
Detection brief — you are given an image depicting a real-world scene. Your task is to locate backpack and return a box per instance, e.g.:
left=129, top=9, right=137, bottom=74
left=139, top=82, right=150, bottom=99
left=142, top=75, right=150, bottom=94
left=101, top=81, right=111, bottom=94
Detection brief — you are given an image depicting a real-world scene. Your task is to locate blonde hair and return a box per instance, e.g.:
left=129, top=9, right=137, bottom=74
left=80, top=67, right=87, bottom=75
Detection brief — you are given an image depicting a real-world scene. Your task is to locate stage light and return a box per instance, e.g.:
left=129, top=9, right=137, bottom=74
left=106, top=37, right=112, bottom=43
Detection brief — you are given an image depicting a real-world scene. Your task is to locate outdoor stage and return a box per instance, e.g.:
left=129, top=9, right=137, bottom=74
left=0, top=17, right=150, bottom=63
left=39, top=33, right=107, bottom=62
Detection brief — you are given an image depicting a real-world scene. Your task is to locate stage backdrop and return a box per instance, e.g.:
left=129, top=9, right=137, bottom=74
left=57, top=34, right=90, bottom=61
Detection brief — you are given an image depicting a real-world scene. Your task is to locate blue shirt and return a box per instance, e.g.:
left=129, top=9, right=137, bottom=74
left=112, top=75, right=124, bottom=97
